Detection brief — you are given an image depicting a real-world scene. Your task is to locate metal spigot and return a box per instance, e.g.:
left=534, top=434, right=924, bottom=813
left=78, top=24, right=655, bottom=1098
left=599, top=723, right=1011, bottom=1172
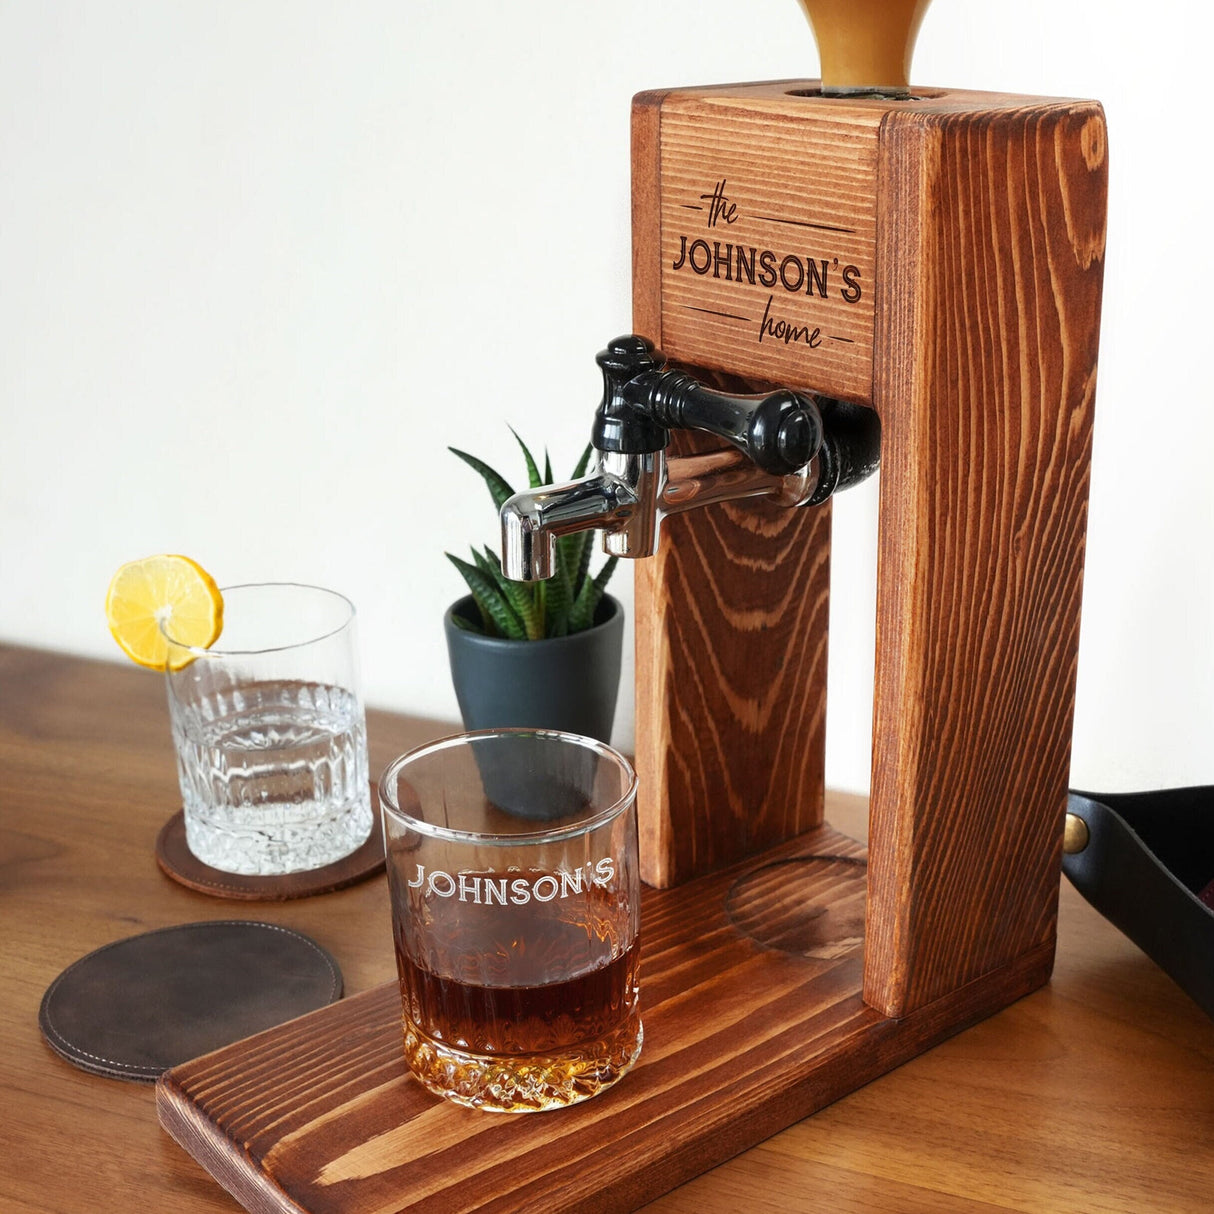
left=500, top=335, right=880, bottom=582
left=499, top=452, right=660, bottom=582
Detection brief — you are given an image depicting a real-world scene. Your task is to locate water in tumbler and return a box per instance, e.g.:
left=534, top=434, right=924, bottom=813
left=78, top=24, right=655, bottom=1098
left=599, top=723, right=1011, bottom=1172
left=170, top=679, right=372, bottom=875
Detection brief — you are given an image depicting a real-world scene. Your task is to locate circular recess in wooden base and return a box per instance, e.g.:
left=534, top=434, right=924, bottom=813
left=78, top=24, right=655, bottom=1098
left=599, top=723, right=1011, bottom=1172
left=725, top=855, right=867, bottom=960
left=155, top=785, right=384, bottom=901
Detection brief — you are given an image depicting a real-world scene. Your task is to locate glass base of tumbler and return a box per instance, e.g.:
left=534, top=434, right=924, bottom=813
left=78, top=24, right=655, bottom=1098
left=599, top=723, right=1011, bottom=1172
left=402, top=1012, right=643, bottom=1112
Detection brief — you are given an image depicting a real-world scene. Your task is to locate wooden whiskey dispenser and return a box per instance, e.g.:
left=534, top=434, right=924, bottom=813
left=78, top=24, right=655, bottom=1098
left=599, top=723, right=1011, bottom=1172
left=494, top=71, right=1109, bottom=1194
left=630, top=80, right=1108, bottom=1023
left=153, top=68, right=1109, bottom=1214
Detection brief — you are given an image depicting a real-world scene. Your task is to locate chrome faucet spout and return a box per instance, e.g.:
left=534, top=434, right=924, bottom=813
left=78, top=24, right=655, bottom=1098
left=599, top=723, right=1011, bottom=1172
left=501, top=459, right=653, bottom=581
left=498, top=334, right=880, bottom=583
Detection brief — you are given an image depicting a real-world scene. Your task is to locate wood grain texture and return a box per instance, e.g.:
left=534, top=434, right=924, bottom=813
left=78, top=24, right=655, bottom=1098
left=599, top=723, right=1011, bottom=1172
left=630, top=89, right=667, bottom=346
left=157, top=827, right=1060, bottom=1214
left=636, top=82, right=1101, bottom=407
left=0, top=645, right=442, bottom=1214
left=632, top=86, right=834, bottom=889
left=654, top=94, right=882, bottom=402
left=157, top=828, right=868, bottom=1214
left=4, top=646, right=1212, bottom=1214
left=864, top=100, right=1107, bottom=1017
left=634, top=431, right=832, bottom=889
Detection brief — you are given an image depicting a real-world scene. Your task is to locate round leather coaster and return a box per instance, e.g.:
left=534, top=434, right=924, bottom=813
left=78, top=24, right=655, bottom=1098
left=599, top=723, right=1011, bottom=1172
left=154, top=783, right=384, bottom=901
left=39, top=921, right=342, bottom=1082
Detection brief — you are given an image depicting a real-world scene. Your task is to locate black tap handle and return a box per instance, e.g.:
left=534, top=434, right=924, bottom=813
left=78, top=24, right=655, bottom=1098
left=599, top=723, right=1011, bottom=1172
left=633, top=369, right=823, bottom=477
left=592, top=334, right=825, bottom=476
left=592, top=336, right=670, bottom=456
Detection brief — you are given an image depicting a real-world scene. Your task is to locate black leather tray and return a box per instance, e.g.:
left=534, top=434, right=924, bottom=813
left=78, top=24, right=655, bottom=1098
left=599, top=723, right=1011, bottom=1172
left=1064, top=787, right=1214, bottom=1020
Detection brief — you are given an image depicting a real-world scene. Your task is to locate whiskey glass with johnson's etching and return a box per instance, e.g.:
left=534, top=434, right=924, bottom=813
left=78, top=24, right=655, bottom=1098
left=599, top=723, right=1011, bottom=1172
left=162, top=582, right=373, bottom=875
left=379, top=729, right=642, bottom=1111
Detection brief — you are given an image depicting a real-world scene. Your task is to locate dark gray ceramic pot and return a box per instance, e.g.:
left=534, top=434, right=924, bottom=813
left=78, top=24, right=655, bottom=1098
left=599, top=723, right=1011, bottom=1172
left=444, top=593, right=624, bottom=744
left=444, top=594, right=625, bottom=821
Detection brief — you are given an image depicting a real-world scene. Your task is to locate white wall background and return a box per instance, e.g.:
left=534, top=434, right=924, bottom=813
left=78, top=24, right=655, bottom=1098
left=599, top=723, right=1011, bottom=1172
left=2, top=0, right=1210, bottom=794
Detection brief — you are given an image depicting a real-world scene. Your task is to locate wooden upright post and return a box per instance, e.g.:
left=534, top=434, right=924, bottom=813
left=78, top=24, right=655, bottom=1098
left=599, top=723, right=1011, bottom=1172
left=864, top=102, right=1107, bottom=1016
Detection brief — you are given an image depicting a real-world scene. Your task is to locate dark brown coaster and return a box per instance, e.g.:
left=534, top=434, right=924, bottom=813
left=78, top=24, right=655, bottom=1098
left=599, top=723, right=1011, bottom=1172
left=39, top=921, right=342, bottom=1082
left=154, top=784, right=384, bottom=901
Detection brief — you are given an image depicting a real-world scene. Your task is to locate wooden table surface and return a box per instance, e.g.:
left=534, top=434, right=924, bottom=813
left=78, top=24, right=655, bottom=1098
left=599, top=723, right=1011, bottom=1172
left=2, top=643, right=1211, bottom=1213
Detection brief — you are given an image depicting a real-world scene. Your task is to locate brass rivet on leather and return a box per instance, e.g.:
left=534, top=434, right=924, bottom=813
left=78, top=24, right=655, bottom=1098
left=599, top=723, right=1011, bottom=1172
left=1063, top=812, right=1090, bottom=855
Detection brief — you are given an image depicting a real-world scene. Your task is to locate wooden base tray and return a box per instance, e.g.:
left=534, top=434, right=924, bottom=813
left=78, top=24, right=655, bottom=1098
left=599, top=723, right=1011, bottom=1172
left=157, top=824, right=1053, bottom=1213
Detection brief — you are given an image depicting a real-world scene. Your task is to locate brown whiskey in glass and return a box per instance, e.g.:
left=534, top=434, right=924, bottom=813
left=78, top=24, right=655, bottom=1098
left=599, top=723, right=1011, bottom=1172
left=392, top=886, right=641, bottom=1111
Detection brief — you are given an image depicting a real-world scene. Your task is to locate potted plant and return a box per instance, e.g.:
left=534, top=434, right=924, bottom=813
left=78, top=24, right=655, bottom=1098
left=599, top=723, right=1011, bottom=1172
left=444, top=431, right=624, bottom=745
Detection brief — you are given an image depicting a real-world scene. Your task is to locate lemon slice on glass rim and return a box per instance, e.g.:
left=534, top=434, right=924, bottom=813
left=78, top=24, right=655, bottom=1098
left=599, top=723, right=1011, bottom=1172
left=105, top=554, right=224, bottom=671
